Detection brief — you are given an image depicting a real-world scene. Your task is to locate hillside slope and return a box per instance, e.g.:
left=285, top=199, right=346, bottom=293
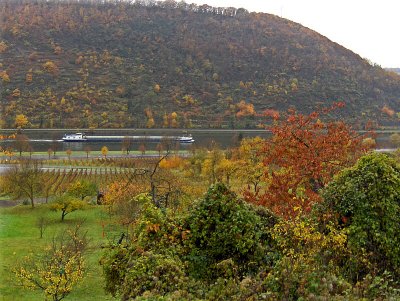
left=1, top=0, right=400, bottom=129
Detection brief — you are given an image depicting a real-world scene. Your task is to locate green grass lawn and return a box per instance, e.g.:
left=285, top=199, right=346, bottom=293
left=0, top=204, right=122, bottom=300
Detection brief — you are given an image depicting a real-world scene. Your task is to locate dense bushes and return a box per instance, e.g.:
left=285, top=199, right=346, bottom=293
left=101, top=184, right=279, bottom=299
left=321, top=153, right=400, bottom=279
left=101, top=154, right=400, bottom=300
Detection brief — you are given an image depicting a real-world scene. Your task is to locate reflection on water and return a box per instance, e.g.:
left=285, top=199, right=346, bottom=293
left=0, top=128, right=394, bottom=152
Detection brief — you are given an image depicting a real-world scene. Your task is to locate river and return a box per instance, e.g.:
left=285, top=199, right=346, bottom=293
left=0, top=128, right=396, bottom=152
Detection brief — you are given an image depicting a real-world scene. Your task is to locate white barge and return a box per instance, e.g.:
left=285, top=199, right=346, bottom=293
left=62, top=133, right=194, bottom=143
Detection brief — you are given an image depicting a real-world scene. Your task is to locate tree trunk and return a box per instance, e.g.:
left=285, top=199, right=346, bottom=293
left=61, top=210, right=67, bottom=221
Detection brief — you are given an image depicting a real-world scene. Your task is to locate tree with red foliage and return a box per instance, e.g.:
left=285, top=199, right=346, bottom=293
left=244, top=102, right=372, bottom=218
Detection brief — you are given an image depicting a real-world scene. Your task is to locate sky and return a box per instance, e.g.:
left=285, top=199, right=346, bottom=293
left=189, top=0, right=400, bottom=68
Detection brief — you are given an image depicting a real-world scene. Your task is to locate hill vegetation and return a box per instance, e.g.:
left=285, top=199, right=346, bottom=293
left=1, top=0, right=400, bottom=129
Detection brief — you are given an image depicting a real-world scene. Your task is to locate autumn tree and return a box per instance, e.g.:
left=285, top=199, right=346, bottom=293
left=4, top=147, right=15, bottom=160
left=50, top=194, right=86, bottom=221
left=0, top=41, right=8, bottom=53
left=162, top=113, right=169, bottom=128
left=214, top=157, right=237, bottom=186
left=236, top=100, right=255, bottom=118
left=1, top=71, right=10, bottom=83
left=104, top=180, right=148, bottom=209
left=15, top=114, right=29, bottom=129
left=13, top=133, right=30, bottom=156
left=66, top=149, right=72, bottom=160
left=381, top=105, right=395, bottom=117
left=246, top=103, right=371, bottom=218
left=67, top=180, right=97, bottom=201
left=104, top=181, right=149, bottom=229
left=361, top=137, right=376, bottom=149
left=145, top=108, right=155, bottom=128
left=12, top=88, right=21, bottom=97
left=101, top=146, right=108, bottom=158
left=14, top=223, right=86, bottom=301
left=201, top=142, right=224, bottom=184
left=84, top=146, right=91, bottom=159
left=138, top=143, right=146, bottom=155
left=27, top=145, right=34, bottom=158
left=139, top=151, right=186, bottom=209
left=1, top=159, right=43, bottom=208
left=156, top=143, right=164, bottom=156
left=42, top=60, right=59, bottom=75
left=234, top=137, right=267, bottom=194
left=47, top=148, right=53, bottom=159
left=170, top=112, right=178, bottom=128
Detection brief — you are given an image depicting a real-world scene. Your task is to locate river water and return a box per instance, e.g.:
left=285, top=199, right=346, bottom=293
left=0, top=128, right=396, bottom=153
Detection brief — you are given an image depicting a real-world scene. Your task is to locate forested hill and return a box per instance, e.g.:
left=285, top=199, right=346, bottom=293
left=1, top=0, right=400, bottom=129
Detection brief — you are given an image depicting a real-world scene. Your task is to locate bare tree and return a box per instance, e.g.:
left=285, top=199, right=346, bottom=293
left=148, top=151, right=182, bottom=208
left=36, top=215, right=49, bottom=238
left=121, top=136, right=133, bottom=155
left=51, top=134, right=59, bottom=157
left=84, top=146, right=91, bottom=159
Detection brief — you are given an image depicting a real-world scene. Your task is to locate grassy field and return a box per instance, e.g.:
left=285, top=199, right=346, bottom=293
left=0, top=204, right=122, bottom=300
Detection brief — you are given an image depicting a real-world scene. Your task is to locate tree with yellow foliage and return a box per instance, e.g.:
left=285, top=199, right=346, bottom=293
left=15, top=114, right=29, bottom=128
left=104, top=181, right=148, bottom=226
left=162, top=113, right=169, bottom=128
left=14, top=223, right=86, bottom=301
left=101, top=146, right=108, bottom=158
left=215, top=157, right=238, bottom=186
left=0, top=41, right=8, bottom=53
left=170, top=112, right=178, bottom=128
left=50, top=194, right=86, bottom=221
left=201, top=145, right=224, bottom=184
left=235, top=137, right=267, bottom=195
left=42, top=60, right=59, bottom=75
left=12, top=88, right=21, bottom=97
left=0, top=71, right=10, bottom=82
left=236, top=100, right=255, bottom=118
left=146, top=117, right=155, bottom=128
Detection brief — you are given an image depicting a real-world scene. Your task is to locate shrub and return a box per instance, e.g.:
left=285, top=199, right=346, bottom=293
left=322, top=153, right=400, bottom=279
left=185, top=183, right=277, bottom=280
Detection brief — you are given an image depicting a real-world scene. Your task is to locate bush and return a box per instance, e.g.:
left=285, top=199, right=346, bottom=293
left=185, top=183, right=277, bottom=280
left=122, top=251, right=187, bottom=299
left=322, top=153, right=400, bottom=279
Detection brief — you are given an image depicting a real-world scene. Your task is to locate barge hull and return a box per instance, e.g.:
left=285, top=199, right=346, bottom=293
left=63, top=135, right=194, bottom=143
